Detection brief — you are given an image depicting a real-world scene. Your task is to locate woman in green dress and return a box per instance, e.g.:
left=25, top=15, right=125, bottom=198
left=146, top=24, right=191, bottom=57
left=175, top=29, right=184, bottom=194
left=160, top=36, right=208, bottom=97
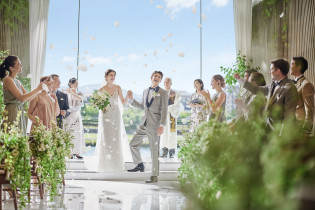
left=0, top=55, right=43, bottom=135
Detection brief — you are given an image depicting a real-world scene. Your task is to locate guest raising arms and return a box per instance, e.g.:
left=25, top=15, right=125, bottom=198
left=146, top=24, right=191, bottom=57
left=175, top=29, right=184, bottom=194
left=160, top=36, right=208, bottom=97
left=0, top=55, right=43, bottom=135
left=28, top=76, right=60, bottom=130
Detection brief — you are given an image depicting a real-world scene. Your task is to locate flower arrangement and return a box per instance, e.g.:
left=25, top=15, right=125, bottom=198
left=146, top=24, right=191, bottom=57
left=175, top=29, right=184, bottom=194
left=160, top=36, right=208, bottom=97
left=29, top=118, right=73, bottom=199
left=89, top=90, right=111, bottom=111
left=0, top=113, right=31, bottom=207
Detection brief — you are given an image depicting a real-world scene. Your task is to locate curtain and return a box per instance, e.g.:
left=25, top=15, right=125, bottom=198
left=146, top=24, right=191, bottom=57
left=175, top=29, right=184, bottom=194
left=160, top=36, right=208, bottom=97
left=233, top=0, right=252, bottom=58
left=29, top=0, right=50, bottom=89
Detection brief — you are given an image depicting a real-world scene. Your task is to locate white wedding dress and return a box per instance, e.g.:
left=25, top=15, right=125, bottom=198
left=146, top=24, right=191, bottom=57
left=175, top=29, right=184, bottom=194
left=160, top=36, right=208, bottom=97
left=95, top=88, right=131, bottom=172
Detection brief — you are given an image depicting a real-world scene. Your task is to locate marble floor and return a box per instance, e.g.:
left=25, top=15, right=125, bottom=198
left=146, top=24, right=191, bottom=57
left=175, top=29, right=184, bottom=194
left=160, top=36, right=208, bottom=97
left=1, top=180, right=186, bottom=210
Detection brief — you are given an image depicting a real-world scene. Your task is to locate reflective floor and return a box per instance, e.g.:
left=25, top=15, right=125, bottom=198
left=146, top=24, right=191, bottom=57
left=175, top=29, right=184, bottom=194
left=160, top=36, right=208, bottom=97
left=2, top=180, right=186, bottom=210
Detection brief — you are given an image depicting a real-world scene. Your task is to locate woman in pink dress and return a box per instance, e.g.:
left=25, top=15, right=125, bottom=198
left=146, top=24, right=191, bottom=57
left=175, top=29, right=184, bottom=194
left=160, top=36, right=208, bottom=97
left=28, top=76, right=60, bottom=130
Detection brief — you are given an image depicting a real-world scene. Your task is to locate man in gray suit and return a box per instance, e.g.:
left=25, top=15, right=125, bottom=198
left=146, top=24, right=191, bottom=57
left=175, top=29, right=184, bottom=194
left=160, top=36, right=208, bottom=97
left=234, top=58, right=298, bottom=130
left=127, top=71, right=168, bottom=183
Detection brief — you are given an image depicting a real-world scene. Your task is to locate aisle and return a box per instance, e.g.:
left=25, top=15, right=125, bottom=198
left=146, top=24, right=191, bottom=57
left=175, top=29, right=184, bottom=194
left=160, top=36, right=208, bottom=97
left=1, top=180, right=186, bottom=209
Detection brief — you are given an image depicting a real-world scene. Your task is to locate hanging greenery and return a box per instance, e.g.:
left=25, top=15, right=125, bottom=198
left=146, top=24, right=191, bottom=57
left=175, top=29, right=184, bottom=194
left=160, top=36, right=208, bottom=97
left=0, top=112, right=32, bottom=207
left=0, top=50, right=9, bottom=122
left=220, top=51, right=260, bottom=93
left=0, top=0, right=29, bottom=33
left=29, top=119, right=73, bottom=199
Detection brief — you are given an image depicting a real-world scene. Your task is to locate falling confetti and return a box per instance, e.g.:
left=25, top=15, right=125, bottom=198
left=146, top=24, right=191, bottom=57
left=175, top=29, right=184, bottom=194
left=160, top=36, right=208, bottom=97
left=172, top=69, right=176, bottom=72
left=114, top=21, right=119, bottom=27
left=77, top=64, right=88, bottom=72
left=150, top=0, right=154, bottom=4
left=169, top=42, right=173, bottom=48
left=85, top=50, right=89, bottom=54
left=192, top=5, right=197, bottom=13
left=168, top=33, right=172, bottom=37
left=133, top=81, right=136, bottom=84
left=156, top=5, right=163, bottom=9
left=144, top=53, right=147, bottom=57
left=91, top=37, right=96, bottom=41
left=90, top=64, right=94, bottom=68
left=27, top=74, right=32, bottom=78
left=163, top=36, right=167, bottom=41
left=165, top=49, right=169, bottom=52
left=130, top=120, right=133, bottom=125
left=143, top=64, right=148, bottom=68
left=178, top=52, right=185, bottom=57
left=106, top=154, right=111, bottom=160
left=72, top=47, right=77, bottom=50
left=114, top=53, right=119, bottom=57
left=69, top=40, right=72, bottom=43
left=280, top=12, right=284, bottom=18
left=216, top=191, right=222, bottom=199
left=154, top=50, right=158, bottom=56
left=49, top=44, right=54, bottom=50
left=197, top=23, right=202, bottom=28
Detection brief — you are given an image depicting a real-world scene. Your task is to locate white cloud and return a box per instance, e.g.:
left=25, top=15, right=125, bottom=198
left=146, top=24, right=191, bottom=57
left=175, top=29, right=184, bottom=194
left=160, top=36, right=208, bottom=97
left=62, top=56, right=75, bottom=62
left=128, top=54, right=138, bottom=61
left=211, top=0, right=228, bottom=7
left=164, top=0, right=199, bottom=15
left=85, top=54, right=112, bottom=65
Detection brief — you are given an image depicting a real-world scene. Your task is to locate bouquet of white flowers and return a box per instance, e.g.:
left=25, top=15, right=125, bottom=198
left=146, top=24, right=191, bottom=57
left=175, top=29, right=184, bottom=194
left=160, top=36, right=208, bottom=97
left=89, top=90, right=111, bottom=111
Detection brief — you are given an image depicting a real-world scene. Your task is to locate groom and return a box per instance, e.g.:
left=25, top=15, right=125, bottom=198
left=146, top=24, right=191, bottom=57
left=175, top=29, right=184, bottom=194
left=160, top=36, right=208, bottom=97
left=127, top=71, right=168, bottom=183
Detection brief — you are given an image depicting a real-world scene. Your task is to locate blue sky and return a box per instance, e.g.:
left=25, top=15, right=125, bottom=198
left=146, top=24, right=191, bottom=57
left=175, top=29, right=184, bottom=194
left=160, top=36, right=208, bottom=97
left=44, top=0, right=236, bottom=94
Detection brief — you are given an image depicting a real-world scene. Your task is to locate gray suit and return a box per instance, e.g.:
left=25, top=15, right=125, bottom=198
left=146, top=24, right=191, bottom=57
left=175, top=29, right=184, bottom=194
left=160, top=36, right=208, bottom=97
left=243, top=76, right=298, bottom=129
left=130, top=87, right=168, bottom=176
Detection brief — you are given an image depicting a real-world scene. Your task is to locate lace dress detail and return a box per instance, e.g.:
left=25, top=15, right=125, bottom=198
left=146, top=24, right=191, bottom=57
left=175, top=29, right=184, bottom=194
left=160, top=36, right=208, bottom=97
left=96, top=88, right=125, bottom=172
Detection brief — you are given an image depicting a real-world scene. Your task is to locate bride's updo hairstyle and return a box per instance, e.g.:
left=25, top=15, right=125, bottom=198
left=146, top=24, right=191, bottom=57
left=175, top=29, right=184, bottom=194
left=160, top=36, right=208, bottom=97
left=68, top=77, right=77, bottom=88
left=0, top=55, right=18, bottom=80
left=212, top=74, right=225, bottom=88
left=105, top=69, right=116, bottom=81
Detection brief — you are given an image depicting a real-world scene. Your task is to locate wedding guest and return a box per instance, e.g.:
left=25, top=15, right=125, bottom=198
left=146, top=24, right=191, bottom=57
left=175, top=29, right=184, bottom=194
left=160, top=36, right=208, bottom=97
left=64, top=78, right=85, bottom=159
left=234, top=58, right=298, bottom=130
left=50, top=74, right=70, bottom=128
left=290, top=57, right=314, bottom=135
left=202, top=75, right=226, bottom=122
left=234, top=72, right=266, bottom=119
left=189, top=79, right=208, bottom=132
left=28, top=76, right=60, bottom=130
left=160, top=77, right=181, bottom=158
left=0, top=55, right=43, bottom=135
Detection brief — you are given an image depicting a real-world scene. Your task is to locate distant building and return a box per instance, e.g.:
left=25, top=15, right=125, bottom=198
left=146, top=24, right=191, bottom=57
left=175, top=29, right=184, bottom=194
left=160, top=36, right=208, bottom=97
left=224, top=85, right=240, bottom=117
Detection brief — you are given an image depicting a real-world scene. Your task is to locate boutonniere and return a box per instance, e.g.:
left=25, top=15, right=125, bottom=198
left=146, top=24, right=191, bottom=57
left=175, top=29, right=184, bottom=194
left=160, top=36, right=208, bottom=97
left=60, top=98, right=64, bottom=101
left=152, top=92, right=160, bottom=98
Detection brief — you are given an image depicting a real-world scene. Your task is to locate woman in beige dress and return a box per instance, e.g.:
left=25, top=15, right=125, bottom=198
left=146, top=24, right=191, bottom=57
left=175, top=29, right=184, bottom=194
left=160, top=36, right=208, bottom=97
left=0, top=55, right=43, bottom=135
left=28, top=76, right=60, bottom=130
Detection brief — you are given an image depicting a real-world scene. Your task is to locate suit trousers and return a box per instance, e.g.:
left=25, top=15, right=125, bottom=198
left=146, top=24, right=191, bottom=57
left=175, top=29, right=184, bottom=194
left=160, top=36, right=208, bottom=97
left=130, top=125, right=160, bottom=176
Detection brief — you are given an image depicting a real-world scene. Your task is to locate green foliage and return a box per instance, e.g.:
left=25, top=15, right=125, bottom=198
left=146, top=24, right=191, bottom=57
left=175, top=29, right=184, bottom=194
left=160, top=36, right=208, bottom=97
left=178, top=96, right=315, bottom=210
left=123, top=107, right=144, bottom=133
left=0, top=112, right=31, bottom=207
left=82, top=103, right=98, bottom=117
left=0, top=0, right=29, bottom=34
left=29, top=119, right=73, bottom=199
left=220, top=51, right=260, bottom=93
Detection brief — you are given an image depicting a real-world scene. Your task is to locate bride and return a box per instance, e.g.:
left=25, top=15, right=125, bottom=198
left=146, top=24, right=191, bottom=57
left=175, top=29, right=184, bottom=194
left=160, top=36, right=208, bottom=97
left=95, top=69, right=130, bottom=172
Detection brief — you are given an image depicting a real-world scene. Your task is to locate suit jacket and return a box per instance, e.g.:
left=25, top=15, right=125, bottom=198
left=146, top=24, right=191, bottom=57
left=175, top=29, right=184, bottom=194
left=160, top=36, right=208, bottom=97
left=243, top=77, right=298, bottom=128
left=56, top=90, right=70, bottom=128
left=132, top=87, right=168, bottom=130
left=295, top=76, right=314, bottom=133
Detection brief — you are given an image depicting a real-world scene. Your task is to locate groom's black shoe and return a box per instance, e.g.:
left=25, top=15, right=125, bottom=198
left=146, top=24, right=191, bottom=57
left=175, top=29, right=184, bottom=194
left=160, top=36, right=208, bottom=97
left=127, top=163, right=145, bottom=172
left=145, top=176, right=158, bottom=183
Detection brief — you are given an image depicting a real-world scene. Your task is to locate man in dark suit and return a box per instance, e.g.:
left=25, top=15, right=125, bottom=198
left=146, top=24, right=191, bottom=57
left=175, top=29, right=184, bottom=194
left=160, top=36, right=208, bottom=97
left=234, top=59, right=298, bottom=130
left=51, top=74, right=70, bottom=128
left=290, top=57, right=314, bottom=135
